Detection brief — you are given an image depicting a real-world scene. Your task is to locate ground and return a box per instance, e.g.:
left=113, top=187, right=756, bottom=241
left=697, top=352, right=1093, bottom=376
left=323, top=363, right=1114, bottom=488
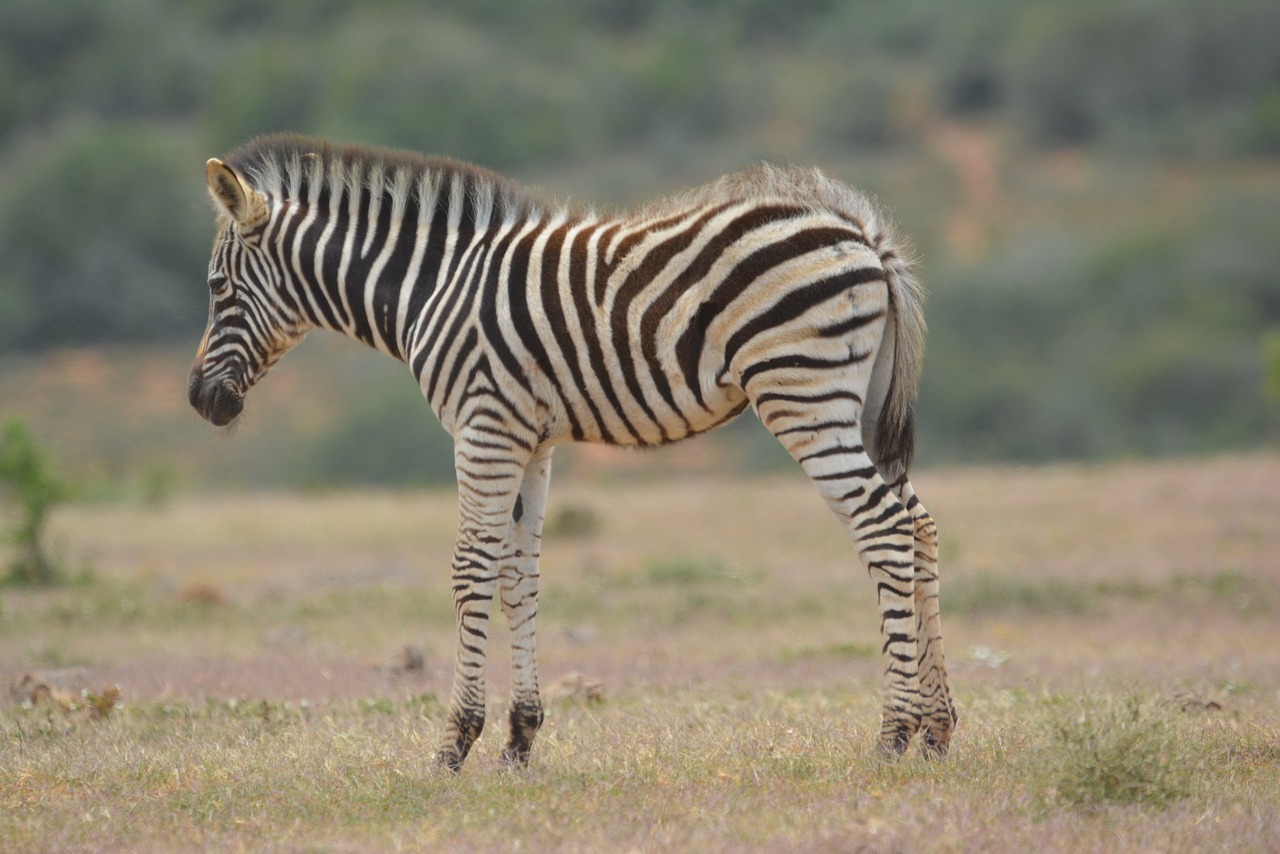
left=2, top=454, right=1278, bottom=851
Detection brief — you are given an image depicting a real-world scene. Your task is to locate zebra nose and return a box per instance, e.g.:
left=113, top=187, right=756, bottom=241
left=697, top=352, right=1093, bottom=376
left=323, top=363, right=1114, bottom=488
left=205, top=386, right=244, bottom=426
left=188, top=371, right=244, bottom=426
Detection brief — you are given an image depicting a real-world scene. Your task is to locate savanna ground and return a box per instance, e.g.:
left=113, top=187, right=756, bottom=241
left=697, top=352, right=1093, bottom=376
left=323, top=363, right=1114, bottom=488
left=3, top=454, right=1279, bottom=852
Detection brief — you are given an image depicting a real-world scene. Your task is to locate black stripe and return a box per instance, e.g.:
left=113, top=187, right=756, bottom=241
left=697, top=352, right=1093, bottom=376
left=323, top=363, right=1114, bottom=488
left=773, top=419, right=856, bottom=437
left=875, top=578, right=913, bottom=599
left=670, top=205, right=808, bottom=406
left=709, top=225, right=863, bottom=311
left=540, top=223, right=606, bottom=442
left=797, top=444, right=864, bottom=464
left=628, top=205, right=735, bottom=426
left=753, top=389, right=863, bottom=408
left=345, top=184, right=378, bottom=346
left=404, top=180, right=453, bottom=353
left=505, top=224, right=582, bottom=439
left=418, top=180, right=484, bottom=395
left=853, top=481, right=893, bottom=516
left=437, top=327, right=478, bottom=412
left=567, top=224, right=638, bottom=443
left=722, top=266, right=886, bottom=367
left=478, top=227, right=533, bottom=394
left=818, top=308, right=885, bottom=339
left=812, top=466, right=873, bottom=482
left=284, top=204, right=343, bottom=331
left=591, top=222, right=623, bottom=306
left=856, top=500, right=907, bottom=532
left=464, top=360, right=538, bottom=438
left=374, top=193, right=417, bottom=356
left=739, top=349, right=871, bottom=390
left=423, top=236, right=490, bottom=402
left=444, top=176, right=479, bottom=290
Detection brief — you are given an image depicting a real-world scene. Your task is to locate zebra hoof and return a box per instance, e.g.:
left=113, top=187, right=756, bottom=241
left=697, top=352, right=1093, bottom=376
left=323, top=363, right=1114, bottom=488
left=877, top=731, right=912, bottom=760
left=919, top=708, right=956, bottom=759
left=919, top=730, right=950, bottom=759
left=498, top=746, right=532, bottom=769
left=434, top=747, right=468, bottom=773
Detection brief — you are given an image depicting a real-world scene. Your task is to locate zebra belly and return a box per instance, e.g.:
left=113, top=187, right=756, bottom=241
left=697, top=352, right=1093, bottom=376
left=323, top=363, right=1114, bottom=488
left=551, top=365, right=750, bottom=449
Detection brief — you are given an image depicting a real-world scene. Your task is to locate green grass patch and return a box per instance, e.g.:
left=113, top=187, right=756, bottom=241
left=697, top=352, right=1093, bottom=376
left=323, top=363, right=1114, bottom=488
left=542, top=503, right=602, bottom=538
left=626, top=556, right=761, bottom=588
left=779, top=641, right=878, bottom=662
left=945, top=574, right=1099, bottom=616
left=1037, top=694, right=1204, bottom=809
left=2, top=685, right=1277, bottom=852
left=542, top=555, right=771, bottom=627
left=946, top=570, right=1276, bottom=617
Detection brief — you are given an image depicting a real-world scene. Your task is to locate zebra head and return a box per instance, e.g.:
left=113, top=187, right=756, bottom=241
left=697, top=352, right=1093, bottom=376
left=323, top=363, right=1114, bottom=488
left=188, top=158, right=309, bottom=426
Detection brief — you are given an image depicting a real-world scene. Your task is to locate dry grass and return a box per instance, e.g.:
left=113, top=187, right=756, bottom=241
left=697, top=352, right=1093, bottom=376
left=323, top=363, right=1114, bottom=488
left=3, top=454, right=1280, bottom=852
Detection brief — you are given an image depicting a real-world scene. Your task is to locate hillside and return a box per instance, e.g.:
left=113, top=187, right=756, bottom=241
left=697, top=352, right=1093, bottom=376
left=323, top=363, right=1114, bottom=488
left=2, top=0, right=1279, bottom=483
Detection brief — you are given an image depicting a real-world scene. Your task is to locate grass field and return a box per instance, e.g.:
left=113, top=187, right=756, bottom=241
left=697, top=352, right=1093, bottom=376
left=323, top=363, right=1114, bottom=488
left=3, top=454, right=1279, bottom=852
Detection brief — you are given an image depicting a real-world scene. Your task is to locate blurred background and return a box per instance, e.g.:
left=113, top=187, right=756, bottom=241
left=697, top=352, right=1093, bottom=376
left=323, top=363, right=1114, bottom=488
left=2, top=0, right=1279, bottom=497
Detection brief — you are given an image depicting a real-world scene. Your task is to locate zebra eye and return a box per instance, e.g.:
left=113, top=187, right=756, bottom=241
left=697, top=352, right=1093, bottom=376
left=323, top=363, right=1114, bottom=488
left=209, top=274, right=230, bottom=295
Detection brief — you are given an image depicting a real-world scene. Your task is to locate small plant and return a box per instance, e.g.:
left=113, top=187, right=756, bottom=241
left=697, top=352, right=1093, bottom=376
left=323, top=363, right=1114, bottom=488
left=140, top=460, right=180, bottom=507
left=543, top=504, right=601, bottom=538
left=944, top=573, right=1096, bottom=616
left=0, top=419, right=71, bottom=586
left=638, top=556, right=753, bottom=587
left=1041, top=694, right=1199, bottom=809
left=779, top=641, right=877, bottom=662
left=1266, top=330, right=1280, bottom=442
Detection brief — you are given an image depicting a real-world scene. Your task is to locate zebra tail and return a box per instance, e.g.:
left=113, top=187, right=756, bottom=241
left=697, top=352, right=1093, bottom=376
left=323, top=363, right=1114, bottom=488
left=871, top=221, right=927, bottom=479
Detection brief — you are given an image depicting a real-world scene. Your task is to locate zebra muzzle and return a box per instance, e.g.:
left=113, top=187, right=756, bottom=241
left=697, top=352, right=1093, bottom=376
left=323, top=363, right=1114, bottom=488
left=188, top=371, right=244, bottom=427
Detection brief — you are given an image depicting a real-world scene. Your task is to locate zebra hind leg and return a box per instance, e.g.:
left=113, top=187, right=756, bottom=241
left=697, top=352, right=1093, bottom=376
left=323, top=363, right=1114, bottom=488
left=751, top=382, right=923, bottom=756
left=893, top=477, right=956, bottom=757
left=497, top=447, right=554, bottom=767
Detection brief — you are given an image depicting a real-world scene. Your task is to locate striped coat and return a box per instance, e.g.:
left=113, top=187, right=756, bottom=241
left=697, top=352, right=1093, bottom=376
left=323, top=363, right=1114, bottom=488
left=189, top=135, right=955, bottom=769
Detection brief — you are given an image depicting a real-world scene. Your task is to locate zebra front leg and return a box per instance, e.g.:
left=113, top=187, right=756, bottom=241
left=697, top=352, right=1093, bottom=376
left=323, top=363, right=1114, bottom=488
left=436, top=434, right=532, bottom=772
left=896, top=479, right=956, bottom=757
left=498, top=447, right=554, bottom=767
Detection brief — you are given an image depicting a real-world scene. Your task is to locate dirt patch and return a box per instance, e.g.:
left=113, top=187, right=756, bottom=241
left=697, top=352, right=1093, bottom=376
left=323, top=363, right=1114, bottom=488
left=5, top=649, right=442, bottom=710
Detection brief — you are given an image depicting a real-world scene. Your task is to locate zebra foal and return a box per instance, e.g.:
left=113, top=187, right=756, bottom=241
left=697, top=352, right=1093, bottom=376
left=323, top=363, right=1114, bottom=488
left=187, top=135, right=956, bottom=770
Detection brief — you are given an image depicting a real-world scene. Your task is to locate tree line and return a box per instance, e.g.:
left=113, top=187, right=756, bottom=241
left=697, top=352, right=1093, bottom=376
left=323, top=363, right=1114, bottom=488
left=1, top=0, right=1278, bottom=472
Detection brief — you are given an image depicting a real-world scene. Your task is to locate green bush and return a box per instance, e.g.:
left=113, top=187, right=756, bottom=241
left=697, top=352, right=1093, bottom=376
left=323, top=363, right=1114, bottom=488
left=1005, top=0, right=1280, bottom=150
left=0, top=419, right=71, bottom=586
left=543, top=504, right=602, bottom=538
left=0, top=123, right=210, bottom=353
left=1040, top=694, right=1201, bottom=809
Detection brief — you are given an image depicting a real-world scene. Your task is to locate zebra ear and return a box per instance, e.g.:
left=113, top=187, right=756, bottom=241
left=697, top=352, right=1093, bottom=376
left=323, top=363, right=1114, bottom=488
left=205, top=158, right=267, bottom=228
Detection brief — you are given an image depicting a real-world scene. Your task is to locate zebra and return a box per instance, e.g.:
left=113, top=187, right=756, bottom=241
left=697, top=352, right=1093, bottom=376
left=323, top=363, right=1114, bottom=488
left=188, top=134, right=956, bottom=770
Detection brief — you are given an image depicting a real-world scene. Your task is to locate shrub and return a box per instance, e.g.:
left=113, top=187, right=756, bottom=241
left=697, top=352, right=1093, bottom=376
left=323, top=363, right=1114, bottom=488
left=1265, top=330, right=1280, bottom=440
left=0, top=419, right=71, bottom=586
left=543, top=504, right=602, bottom=538
left=1040, top=694, right=1200, bottom=809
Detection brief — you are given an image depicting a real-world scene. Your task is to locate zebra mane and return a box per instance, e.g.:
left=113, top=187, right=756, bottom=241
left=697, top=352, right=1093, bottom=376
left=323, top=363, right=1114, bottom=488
left=223, top=135, right=900, bottom=240
left=222, top=133, right=556, bottom=225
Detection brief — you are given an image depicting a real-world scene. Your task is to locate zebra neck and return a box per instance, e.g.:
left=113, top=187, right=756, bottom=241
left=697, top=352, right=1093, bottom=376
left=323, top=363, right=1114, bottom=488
left=276, top=163, right=555, bottom=369
left=275, top=178, right=457, bottom=364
